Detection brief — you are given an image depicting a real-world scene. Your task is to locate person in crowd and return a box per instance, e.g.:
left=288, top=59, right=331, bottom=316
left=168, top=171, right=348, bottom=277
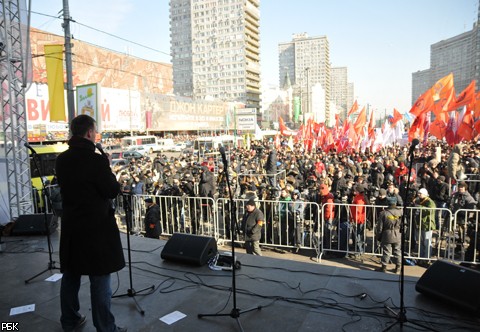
left=447, top=143, right=465, bottom=181
left=199, top=165, right=216, bottom=223
left=130, top=174, right=145, bottom=195
left=430, top=175, right=450, bottom=230
left=291, top=189, right=305, bottom=251
left=241, top=198, right=264, bottom=256
left=55, top=115, right=126, bottom=332
left=144, top=197, right=161, bottom=238
left=350, top=184, right=368, bottom=255
left=264, top=148, right=278, bottom=188
left=180, top=172, right=199, bottom=234
left=386, top=180, right=404, bottom=207
left=375, top=195, right=403, bottom=273
left=319, top=183, right=336, bottom=251
left=394, top=161, right=416, bottom=185
left=450, top=181, right=477, bottom=252
left=414, top=188, right=436, bottom=266
left=48, top=176, right=63, bottom=218
left=278, top=188, right=293, bottom=246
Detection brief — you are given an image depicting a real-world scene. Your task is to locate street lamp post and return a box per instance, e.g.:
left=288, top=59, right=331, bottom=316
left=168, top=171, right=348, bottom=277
left=305, top=67, right=310, bottom=125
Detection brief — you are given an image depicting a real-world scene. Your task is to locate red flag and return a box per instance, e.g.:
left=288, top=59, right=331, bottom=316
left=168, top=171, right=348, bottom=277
left=429, top=119, right=448, bottom=140
left=368, top=110, right=375, bottom=139
left=408, top=113, right=426, bottom=141
left=279, top=117, right=296, bottom=136
left=445, top=112, right=458, bottom=146
left=347, top=100, right=358, bottom=117
left=353, top=106, right=367, bottom=135
left=457, top=110, right=474, bottom=141
left=474, top=91, right=480, bottom=118
left=410, top=89, right=434, bottom=117
left=449, top=80, right=476, bottom=111
left=432, top=73, right=455, bottom=115
left=474, top=118, right=480, bottom=136
left=390, top=108, right=403, bottom=127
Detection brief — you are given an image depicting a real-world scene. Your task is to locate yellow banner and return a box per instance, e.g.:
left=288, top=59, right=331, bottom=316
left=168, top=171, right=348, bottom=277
left=44, top=44, right=66, bottom=122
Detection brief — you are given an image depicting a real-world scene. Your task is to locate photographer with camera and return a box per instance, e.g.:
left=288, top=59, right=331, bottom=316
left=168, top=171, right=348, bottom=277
left=180, top=172, right=199, bottom=234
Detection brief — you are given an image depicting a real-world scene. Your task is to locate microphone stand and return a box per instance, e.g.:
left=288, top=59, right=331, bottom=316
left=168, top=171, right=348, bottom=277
left=198, top=147, right=262, bottom=331
left=383, top=142, right=434, bottom=331
left=25, top=143, right=60, bottom=284
left=112, top=192, right=155, bottom=315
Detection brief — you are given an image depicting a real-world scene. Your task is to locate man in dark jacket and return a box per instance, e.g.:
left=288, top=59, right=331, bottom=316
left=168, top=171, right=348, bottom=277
left=144, top=198, right=161, bottom=238
left=242, top=198, right=264, bottom=255
left=199, top=166, right=216, bottom=223
left=56, top=115, right=125, bottom=332
left=375, top=196, right=403, bottom=273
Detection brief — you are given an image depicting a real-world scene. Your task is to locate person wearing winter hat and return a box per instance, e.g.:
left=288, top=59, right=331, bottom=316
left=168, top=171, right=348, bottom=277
left=375, top=195, right=403, bottom=273
left=414, top=188, right=436, bottom=266
left=144, top=197, right=161, bottom=239
left=241, top=198, right=264, bottom=255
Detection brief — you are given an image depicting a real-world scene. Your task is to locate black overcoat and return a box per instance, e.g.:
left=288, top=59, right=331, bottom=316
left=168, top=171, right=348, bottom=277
left=56, top=136, right=125, bottom=275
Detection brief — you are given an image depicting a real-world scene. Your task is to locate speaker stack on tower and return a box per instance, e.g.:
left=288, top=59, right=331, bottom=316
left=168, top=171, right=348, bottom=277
left=416, top=260, right=480, bottom=314
left=161, top=233, right=217, bottom=266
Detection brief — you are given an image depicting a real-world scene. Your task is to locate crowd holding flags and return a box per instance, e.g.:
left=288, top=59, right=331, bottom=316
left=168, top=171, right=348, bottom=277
left=275, top=99, right=405, bottom=154
left=274, top=73, right=478, bottom=153
left=408, top=73, right=479, bottom=146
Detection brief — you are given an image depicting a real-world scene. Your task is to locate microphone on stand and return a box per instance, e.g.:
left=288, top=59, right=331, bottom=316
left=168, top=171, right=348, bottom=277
left=408, top=138, right=420, bottom=156
left=219, top=145, right=228, bottom=167
left=24, top=142, right=37, bottom=155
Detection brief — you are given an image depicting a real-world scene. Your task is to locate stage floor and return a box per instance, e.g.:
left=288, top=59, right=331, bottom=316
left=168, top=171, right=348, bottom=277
left=0, top=230, right=479, bottom=332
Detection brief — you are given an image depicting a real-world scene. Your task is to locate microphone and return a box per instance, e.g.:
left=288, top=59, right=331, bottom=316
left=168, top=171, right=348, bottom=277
left=24, top=142, right=37, bottom=155
left=409, top=138, right=420, bottom=155
left=95, top=143, right=109, bottom=161
left=219, top=145, right=228, bottom=167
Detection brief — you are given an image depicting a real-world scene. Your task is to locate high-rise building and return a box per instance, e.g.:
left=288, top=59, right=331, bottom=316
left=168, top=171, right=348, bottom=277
left=169, top=0, right=261, bottom=110
left=347, top=82, right=354, bottom=114
left=278, top=33, right=331, bottom=124
left=331, top=66, right=348, bottom=115
left=412, top=1, right=479, bottom=103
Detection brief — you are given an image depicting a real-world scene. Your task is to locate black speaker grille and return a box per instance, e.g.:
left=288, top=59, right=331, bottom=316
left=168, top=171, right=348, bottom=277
left=161, top=233, right=217, bottom=266
left=416, top=260, right=480, bottom=313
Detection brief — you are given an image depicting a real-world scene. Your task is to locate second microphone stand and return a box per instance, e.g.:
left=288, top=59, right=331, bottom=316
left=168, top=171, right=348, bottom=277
left=383, top=144, right=434, bottom=331
left=112, top=193, right=155, bottom=315
left=198, top=147, right=262, bottom=331
left=25, top=144, right=60, bottom=284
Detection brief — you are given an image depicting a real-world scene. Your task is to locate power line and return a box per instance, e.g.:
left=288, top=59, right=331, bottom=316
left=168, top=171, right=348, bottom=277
left=30, top=10, right=170, bottom=58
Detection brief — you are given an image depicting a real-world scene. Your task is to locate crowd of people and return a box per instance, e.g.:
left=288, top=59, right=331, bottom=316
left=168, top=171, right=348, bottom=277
left=107, top=136, right=480, bottom=267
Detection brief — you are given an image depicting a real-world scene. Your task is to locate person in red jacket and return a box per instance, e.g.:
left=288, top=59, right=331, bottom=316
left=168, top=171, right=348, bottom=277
left=394, top=161, right=416, bottom=185
left=350, top=185, right=368, bottom=254
left=319, top=183, right=336, bottom=250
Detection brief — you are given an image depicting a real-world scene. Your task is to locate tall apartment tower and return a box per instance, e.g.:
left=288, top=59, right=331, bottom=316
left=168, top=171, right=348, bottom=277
left=278, top=33, right=331, bottom=123
left=412, top=1, right=479, bottom=104
left=331, top=66, right=348, bottom=115
left=169, top=0, right=261, bottom=110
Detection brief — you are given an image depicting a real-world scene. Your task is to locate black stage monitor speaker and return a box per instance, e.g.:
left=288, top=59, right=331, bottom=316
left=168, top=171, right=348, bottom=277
left=11, top=214, right=56, bottom=236
left=415, top=260, right=480, bottom=314
left=161, top=233, right=217, bottom=266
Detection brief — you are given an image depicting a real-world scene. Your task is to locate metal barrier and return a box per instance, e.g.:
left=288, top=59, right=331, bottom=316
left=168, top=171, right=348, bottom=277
left=115, top=195, right=479, bottom=266
left=119, top=194, right=218, bottom=238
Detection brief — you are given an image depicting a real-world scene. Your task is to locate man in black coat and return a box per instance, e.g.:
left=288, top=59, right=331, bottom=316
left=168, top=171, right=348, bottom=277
left=144, top=198, right=161, bottom=238
left=56, top=115, right=125, bottom=332
left=241, top=198, right=264, bottom=255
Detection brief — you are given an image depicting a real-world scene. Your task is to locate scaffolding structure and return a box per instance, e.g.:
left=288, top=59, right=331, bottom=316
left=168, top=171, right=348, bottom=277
left=0, top=0, right=33, bottom=219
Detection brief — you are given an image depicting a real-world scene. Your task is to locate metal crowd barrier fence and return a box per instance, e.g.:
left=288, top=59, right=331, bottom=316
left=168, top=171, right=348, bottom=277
left=115, top=195, right=479, bottom=266
left=118, top=194, right=218, bottom=238
left=215, top=198, right=321, bottom=253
